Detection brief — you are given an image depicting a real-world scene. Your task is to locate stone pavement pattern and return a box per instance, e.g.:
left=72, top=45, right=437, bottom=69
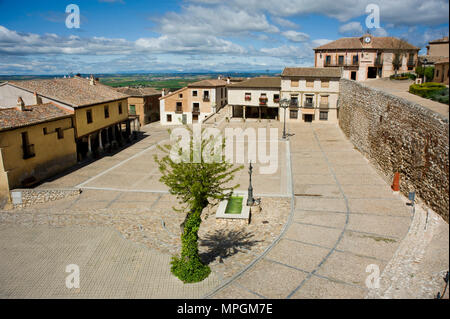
left=0, top=122, right=448, bottom=298
left=208, top=123, right=448, bottom=299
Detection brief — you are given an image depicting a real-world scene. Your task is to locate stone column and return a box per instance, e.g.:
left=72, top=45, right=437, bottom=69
left=111, top=124, right=118, bottom=148
left=98, top=130, right=104, bottom=153
left=243, top=106, right=246, bottom=120
left=87, top=135, right=93, bottom=158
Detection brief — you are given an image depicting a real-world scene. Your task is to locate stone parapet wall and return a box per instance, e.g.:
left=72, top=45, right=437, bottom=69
left=10, top=188, right=81, bottom=209
left=338, top=79, right=449, bottom=221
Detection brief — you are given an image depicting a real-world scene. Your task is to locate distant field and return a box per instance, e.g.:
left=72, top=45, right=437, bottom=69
left=100, top=78, right=205, bottom=90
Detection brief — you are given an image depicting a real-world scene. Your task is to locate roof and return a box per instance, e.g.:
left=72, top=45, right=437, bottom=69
left=187, top=79, right=227, bottom=88
left=8, top=77, right=128, bottom=108
left=435, top=57, right=449, bottom=64
left=282, top=67, right=342, bottom=78
left=419, top=55, right=449, bottom=64
left=429, top=36, right=449, bottom=44
left=114, top=87, right=161, bottom=97
left=227, top=77, right=281, bottom=89
left=314, top=36, right=419, bottom=51
left=0, top=103, right=73, bottom=132
left=159, top=86, right=188, bottom=100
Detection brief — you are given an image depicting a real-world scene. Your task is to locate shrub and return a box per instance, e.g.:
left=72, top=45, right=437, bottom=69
left=409, top=82, right=447, bottom=100
left=390, top=73, right=416, bottom=80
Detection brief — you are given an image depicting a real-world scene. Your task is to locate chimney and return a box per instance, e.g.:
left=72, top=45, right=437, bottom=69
left=89, top=75, right=95, bottom=86
left=17, top=97, right=26, bottom=111
left=218, top=75, right=222, bottom=80
left=226, top=77, right=230, bottom=84
left=162, top=88, right=166, bottom=97
left=33, top=92, right=42, bottom=105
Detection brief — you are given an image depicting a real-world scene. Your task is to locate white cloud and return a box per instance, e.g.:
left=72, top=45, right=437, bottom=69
left=272, top=17, right=298, bottom=29
left=372, top=27, right=388, bottom=37
left=282, top=30, right=310, bottom=42
left=338, top=22, right=363, bottom=36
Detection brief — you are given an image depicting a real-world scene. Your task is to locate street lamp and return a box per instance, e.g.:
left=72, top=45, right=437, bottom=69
left=279, top=98, right=290, bottom=139
left=422, top=58, right=428, bottom=83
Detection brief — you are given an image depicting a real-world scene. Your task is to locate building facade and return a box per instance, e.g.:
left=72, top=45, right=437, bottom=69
left=0, top=102, right=77, bottom=194
left=314, top=34, right=419, bottom=81
left=281, top=68, right=341, bottom=123
left=426, top=36, right=449, bottom=57
left=0, top=76, right=135, bottom=161
left=227, top=77, right=281, bottom=120
left=115, top=87, right=161, bottom=125
left=433, top=58, right=449, bottom=85
left=159, top=79, right=227, bottom=125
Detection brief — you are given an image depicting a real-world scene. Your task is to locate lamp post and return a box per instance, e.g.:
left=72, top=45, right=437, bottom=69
left=280, top=98, right=290, bottom=139
left=422, top=58, right=428, bottom=83
left=247, top=161, right=254, bottom=206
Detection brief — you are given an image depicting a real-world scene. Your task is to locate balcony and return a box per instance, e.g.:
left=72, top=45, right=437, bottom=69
left=175, top=107, right=183, bottom=114
left=319, top=103, right=329, bottom=109
left=202, top=96, right=210, bottom=102
left=259, top=97, right=268, bottom=106
left=192, top=107, right=200, bottom=115
left=303, top=102, right=314, bottom=108
left=407, top=59, right=416, bottom=67
left=244, top=96, right=251, bottom=101
left=289, top=100, right=299, bottom=108
left=23, top=144, right=35, bottom=159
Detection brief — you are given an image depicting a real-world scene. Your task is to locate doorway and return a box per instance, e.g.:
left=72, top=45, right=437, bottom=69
left=351, top=71, right=357, bottom=80
left=304, top=114, right=313, bottom=123
left=368, top=67, right=377, bottom=79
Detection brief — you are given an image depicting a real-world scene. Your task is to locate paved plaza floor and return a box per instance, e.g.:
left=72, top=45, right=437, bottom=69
left=0, top=121, right=448, bottom=298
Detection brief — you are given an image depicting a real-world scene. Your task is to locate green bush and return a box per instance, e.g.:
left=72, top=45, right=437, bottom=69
left=409, top=83, right=448, bottom=103
left=390, top=73, right=416, bottom=80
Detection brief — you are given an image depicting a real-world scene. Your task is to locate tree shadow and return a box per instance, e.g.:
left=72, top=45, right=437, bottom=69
left=199, top=228, right=262, bottom=264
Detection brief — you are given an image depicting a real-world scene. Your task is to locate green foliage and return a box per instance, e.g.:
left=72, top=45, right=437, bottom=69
left=390, top=73, right=416, bottom=80
left=424, top=67, right=435, bottom=82
left=409, top=82, right=448, bottom=104
left=155, top=125, right=243, bottom=283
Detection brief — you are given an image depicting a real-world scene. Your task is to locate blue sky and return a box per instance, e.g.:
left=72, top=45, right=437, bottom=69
left=0, top=0, right=448, bottom=74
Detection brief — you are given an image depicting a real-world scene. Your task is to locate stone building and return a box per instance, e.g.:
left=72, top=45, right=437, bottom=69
left=0, top=101, right=77, bottom=195
left=0, top=76, right=136, bottom=161
left=114, top=87, right=161, bottom=125
left=426, top=36, right=449, bottom=57
left=227, top=77, right=281, bottom=120
left=433, top=58, right=449, bottom=85
left=159, top=79, right=227, bottom=125
left=314, top=34, right=419, bottom=81
left=281, top=67, right=341, bottom=123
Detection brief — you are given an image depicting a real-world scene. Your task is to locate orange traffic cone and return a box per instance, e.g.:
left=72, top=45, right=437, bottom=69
left=391, top=172, right=400, bottom=191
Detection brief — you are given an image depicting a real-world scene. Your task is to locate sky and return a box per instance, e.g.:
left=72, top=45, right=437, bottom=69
left=0, top=0, right=448, bottom=74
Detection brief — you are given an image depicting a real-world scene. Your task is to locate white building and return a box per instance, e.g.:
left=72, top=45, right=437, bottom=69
left=280, top=67, right=341, bottom=123
left=227, top=77, right=281, bottom=120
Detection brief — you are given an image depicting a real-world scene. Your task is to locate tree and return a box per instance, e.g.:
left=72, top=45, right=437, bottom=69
left=155, top=126, right=243, bottom=283
left=391, top=38, right=412, bottom=76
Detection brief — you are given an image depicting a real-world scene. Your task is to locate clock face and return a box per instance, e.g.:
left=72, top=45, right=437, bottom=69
left=364, top=37, right=371, bottom=43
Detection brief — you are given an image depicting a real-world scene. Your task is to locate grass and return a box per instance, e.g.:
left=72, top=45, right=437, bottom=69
left=225, top=196, right=243, bottom=215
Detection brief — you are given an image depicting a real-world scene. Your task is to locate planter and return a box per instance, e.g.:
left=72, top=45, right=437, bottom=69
left=216, top=195, right=251, bottom=225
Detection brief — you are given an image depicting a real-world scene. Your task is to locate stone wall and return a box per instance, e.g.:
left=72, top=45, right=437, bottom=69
left=338, top=79, right=449, bottom=221
left=10, top=188, right=81, bottom=209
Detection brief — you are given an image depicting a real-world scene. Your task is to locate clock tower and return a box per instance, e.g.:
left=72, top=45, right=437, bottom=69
left=360, top=34, right=373, bottom=47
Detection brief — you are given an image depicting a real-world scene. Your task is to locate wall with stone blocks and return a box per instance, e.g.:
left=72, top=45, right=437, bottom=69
left=338, top=79, right=449, bottom=222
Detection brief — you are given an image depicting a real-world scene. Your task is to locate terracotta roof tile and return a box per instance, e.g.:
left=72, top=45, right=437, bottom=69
left=188, top=79, right=227, bottom=87
left=315, top=36, right=419, bottom=51
left=227, top=77, right=281, bottom=89
left=9, top=77, right=128, bottom=108
left=114, top=87, right=161, bottom=96
left=282, top=67, right=342, bottom=78
left=0, top=103, right=73, bottom=131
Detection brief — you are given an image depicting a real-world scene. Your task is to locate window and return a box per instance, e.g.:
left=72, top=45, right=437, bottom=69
left=129, top=105, right=136, bottom=115
left=192, top=90, right=198, bottom=97
left=305, top=96, right=314, bottom=107
left=306, top=80, right=314, bottom=88
left=104, top=105, right=109, bottom=118
left=179, top=93, right=183, bottom=98
left=118, top=102, right=123, bottom=114
left=167, top=114, right=172, bottom=122
left=290, top=110, right=298, bottom=119
left=203, top=90, right=210, bottom=101
left=325, top=55, right=331, bottom=65
left=43, top=127, right=48, bottom=135
left=319, top=111, right=328, bottom=120
left=176, top=102, right=182, bottom=112
left=193, top=103, right=200, bottom=113
left=321, top=80, right=329, bottom=88
left=56, top=128, right=64, bottom=139
left=21, top=132, right=35, bottom=159
left=290, top=96, right=298, bottom=107
left=273, top=94, right=280, bottom=102
left=86, top=110, right=93, bottom=124
left=291, top=80, right=299, bottom=87
left=352, top=55, right=359, bottom=65
left=338, top=55, right=344, bottom=65
left=245, top=92, right=251, bottom=101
